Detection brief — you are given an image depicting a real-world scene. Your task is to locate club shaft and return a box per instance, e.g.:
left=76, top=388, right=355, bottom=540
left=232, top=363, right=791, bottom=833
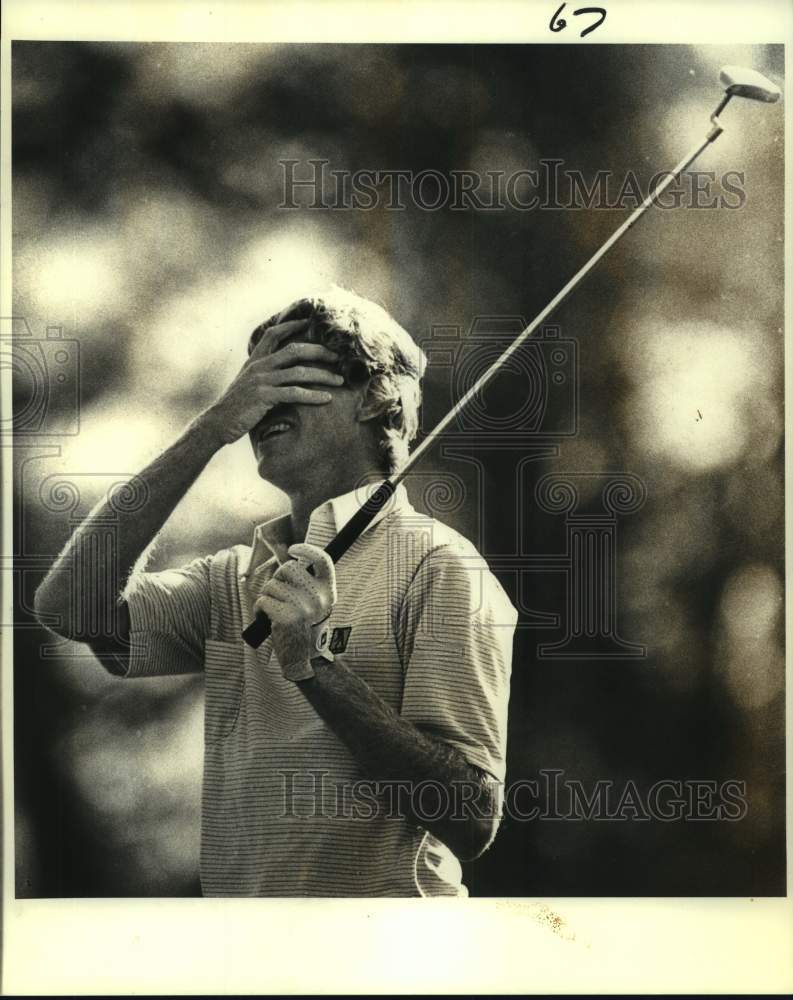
left=398, top=128, right=722, bottom=481
left=243, top=123, right=723, bottom=648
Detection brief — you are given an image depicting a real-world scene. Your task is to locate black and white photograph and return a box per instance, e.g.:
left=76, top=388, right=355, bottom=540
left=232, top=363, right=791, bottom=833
left=2, top=0, right=791, bottom=994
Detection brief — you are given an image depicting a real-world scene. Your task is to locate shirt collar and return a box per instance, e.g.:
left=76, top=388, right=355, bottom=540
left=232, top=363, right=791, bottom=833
left=240, top=481, right=410, bottom=580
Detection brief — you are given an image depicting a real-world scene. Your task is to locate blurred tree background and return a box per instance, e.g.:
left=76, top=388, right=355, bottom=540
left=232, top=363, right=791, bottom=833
left=11, top=42, right=784, bottom=897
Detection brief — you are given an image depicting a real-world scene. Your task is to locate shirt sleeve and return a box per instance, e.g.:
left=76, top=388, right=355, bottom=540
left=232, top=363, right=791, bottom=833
left=397, top=541, right=518, bottom=783
left=122, top=556, right=213, bottom=678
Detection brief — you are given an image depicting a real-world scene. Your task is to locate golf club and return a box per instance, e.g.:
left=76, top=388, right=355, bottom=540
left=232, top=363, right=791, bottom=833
left=242, top=64, right=781, bottom=649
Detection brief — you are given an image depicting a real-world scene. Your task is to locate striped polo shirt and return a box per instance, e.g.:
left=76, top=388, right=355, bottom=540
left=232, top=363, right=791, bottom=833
left=123, top=483, right=517, bottom=896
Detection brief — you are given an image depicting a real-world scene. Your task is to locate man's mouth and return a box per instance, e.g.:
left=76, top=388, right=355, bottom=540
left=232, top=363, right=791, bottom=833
left=257, top=418, right=296, bottom=446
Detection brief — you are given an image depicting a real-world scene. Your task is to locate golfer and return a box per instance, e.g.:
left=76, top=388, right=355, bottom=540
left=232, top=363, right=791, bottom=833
left=35, top=287, right=518, bottom=897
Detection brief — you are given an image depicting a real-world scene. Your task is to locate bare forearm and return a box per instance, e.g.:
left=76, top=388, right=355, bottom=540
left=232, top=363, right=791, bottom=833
left=297, top=659, right=499, bottom=859
left=34, top=413, right=223, bottom=638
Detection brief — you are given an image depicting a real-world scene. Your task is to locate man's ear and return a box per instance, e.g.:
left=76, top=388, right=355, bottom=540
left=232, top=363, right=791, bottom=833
left=354, top=383, right=382, bottom=424
left=356, top=396, right=403, bottom=428
left=355, top=397, right=381, bottom=423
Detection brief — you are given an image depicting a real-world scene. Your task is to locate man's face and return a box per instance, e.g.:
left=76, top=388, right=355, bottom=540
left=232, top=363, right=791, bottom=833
left=248, top=325, right=377, bottom=491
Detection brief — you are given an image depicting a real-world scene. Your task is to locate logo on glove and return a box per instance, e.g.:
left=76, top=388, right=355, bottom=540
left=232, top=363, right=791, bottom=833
left=328, top=626, right=352, bottom=654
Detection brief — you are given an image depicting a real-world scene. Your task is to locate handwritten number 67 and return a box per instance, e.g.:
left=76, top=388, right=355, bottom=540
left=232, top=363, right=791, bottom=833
left=550, top=2, right=607, bottom=38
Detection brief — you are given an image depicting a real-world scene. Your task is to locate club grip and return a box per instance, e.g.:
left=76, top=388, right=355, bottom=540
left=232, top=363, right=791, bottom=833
left=241, top=479, right=397, bottom=648
left=241, top=611, right=273, bottom=648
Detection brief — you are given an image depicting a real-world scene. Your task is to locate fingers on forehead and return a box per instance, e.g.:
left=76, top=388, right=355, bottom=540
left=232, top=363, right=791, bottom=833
left=248, top=300, right=318, bottom=355
left=249, top=317, right=312, bottom=356
left=277, top=299, right=314, bottom=324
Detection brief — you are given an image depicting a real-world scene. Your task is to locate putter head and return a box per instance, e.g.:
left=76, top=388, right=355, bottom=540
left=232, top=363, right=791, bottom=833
left=720, top=65, right=781, bottom=103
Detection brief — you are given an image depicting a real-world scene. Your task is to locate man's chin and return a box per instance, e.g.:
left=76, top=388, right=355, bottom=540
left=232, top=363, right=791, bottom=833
left=255, top=455, right=278, bottom=480
left=255, top=451, right=300, bottom=489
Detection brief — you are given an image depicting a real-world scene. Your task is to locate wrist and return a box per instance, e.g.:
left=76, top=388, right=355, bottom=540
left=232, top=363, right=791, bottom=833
left=279, top=624, right=334, bottom=684
left=294, top=656, right=339, bottom=689
left=281, top=657, right=315, bottom=683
